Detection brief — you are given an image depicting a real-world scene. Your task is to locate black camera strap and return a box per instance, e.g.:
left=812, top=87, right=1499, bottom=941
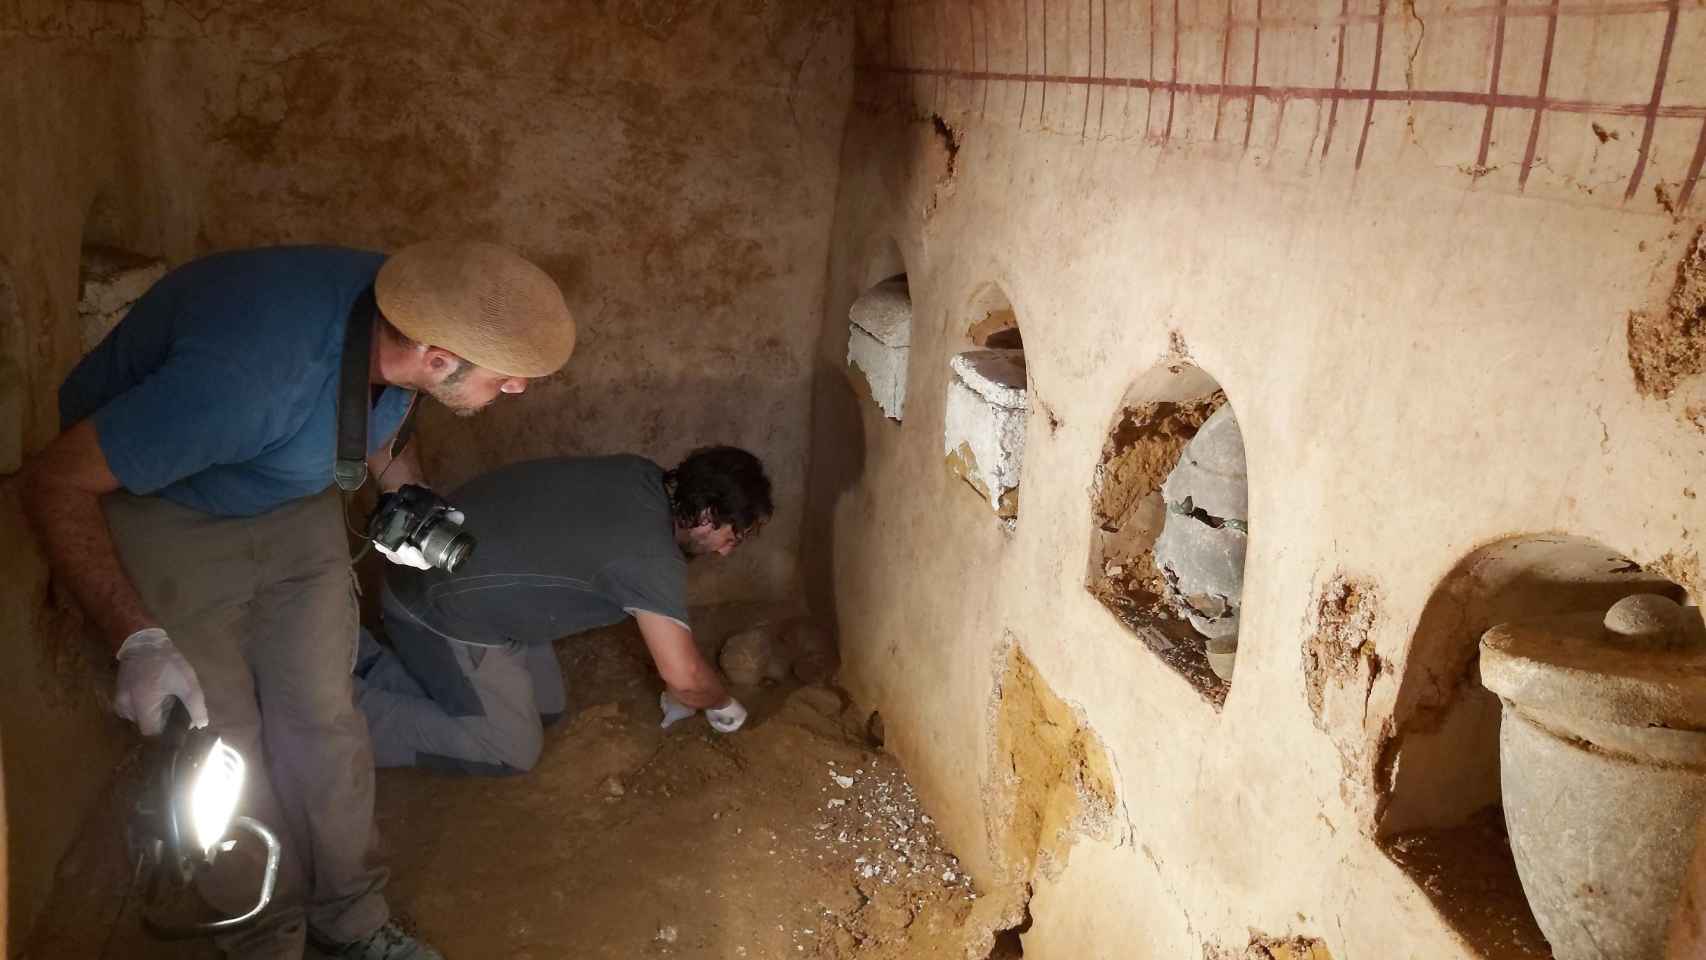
left=334, top=287, right=378, bottom=493
left=336, top=286, right=424, bottom=495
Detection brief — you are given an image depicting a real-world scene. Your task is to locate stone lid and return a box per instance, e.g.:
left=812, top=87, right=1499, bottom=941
left=1480, top=611, right=1706, bottom=730
left=949, top=349, right=1027, bottom=409
left=849, top=279, right=913, bottom=347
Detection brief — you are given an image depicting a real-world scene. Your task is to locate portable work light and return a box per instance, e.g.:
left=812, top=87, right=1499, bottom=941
left=128, top=700, right=280, bottom=940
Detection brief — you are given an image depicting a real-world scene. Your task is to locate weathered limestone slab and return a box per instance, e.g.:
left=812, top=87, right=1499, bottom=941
left=849, top=278, right=911, bottom=347
left=847, top=279, right=912, bottom=420
left=943, top=349, right=1026, bottom=517
left=1154, top=404, right=1249, bottom=672
left=1160, top=405, right=1248, bottom=522
left=1481, top=602, right=1706, bottom=960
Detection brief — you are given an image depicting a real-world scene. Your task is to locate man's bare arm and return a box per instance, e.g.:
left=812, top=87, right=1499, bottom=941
left=20, top=420, right=153, bottom=652
left=634, top=611, right=730, bottom=710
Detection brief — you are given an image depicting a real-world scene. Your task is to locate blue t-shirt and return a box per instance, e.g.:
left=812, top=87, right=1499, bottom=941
left=59, top=246, right=415, bottom=517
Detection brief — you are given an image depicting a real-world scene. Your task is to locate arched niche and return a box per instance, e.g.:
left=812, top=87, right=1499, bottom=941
left=1378, top=534, right=1686, bottom=958
left=847, top=239, right=912, bottom=422
left=945, top=283, right=1027, bottom=523
left=1086, top=362, right=1246, bottom=707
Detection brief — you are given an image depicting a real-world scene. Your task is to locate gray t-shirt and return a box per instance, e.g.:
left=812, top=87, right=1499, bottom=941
left=387, top=455, right=688, bottom=646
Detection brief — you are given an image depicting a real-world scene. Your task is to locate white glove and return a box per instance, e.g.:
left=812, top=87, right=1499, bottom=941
left=660, top=690, right=697, bottom=729
left=705, top=699, right=747, bottom=734
left=115, top=628, right=210, bottom=736
left=375, top=540, right=433, bottom=570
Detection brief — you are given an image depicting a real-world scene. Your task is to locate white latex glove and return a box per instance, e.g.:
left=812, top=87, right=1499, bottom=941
left=659, top=690, right=697, bottom=729
left=115, top=628, right=210, bottom=736
left=375, top=540, right=433, bottom=570
left=705, top=699, right=748, bottom=734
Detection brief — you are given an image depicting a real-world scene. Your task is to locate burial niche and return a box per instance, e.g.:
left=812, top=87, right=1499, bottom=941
left=944, top=284, right=1027, bottom=523
left=1086, top=363, right=1246, bottom=707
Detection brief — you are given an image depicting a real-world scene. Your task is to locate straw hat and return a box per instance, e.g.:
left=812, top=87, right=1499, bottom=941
left=376, top=241, right=575, bottom=378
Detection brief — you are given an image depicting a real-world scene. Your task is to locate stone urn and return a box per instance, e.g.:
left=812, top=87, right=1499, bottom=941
left=1480, top=595, right=1706, bottom=960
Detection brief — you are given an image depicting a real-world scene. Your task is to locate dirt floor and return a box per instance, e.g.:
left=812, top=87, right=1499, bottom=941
left=22, top=608, right=1012, bottom=960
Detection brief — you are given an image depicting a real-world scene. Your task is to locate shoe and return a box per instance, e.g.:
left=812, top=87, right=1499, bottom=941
left=314, top=921, right=444, bottom=960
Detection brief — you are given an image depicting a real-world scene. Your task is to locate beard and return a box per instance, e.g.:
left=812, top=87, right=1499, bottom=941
left=424, top=370, right=492, bottom=418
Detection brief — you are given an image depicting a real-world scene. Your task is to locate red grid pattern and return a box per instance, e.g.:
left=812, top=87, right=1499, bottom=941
left=867, top=0, right=1706, bottom=211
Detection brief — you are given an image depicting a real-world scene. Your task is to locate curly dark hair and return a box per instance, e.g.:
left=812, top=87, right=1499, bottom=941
left=663, top=446, right=773, bottom=534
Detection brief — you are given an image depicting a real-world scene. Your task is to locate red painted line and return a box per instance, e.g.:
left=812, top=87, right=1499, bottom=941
left=907, top=0, right=920, bottom=106
left=1214, top=0, right=1234, bottom=140
left=1042, top=0, right=1050, bottom=123
left=983, top=0, right=994, bottom=118
left=1146, top=0, right=1157, bottom=136
left=1098, top=0, right=1110, bottom=139
left=968, top=0, right=983, bottom=118
left=1244, top=0, right=1262, bottom=149
left=935, top=0, right=946, bottom=114
left=861, top=65, right=1706, bottom=120
left=1322, top=0, right=1351, bottom=159
left=1229, top=0, right=1674, bottom=28
left=1625, top=0, right=1680, bottom=201
left=1518, top=0, right=1559, bottom=190
left=1021, top=0, right=1032, bottom=126
left=1680, top=119, right=1706, bottom=212
left=1166, top=0, right=1180, bottom=142
left=1477, top=0, right=1509, bottom=168
left=1084, top=0, right=1095, bottom=140
left=1355, top=0, right=1388, bottom=169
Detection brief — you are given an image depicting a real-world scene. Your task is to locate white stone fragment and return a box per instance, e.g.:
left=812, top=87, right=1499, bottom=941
left=1160, top=404, right=1248, bottom=522
left=949, top=349, right=1026, bottom=408
left=847, top=279, right=912, bottom=421
left=849, top=279, right=911, bottom=346
left=943, top=349, right=1027, bottom=514
left=848, top=327, right=909, bottom=420
left=832, top=774, right=854, bottom=788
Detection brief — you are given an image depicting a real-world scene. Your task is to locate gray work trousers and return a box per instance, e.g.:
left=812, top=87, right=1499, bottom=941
left=104, top=489, right=389, bottom=959
left=356, top=587, right=566, bottom=775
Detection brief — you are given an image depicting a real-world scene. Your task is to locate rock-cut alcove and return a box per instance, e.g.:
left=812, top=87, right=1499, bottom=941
left=1377, top=535, right=1686, bottom=958
left=945, top=283, right=1027, bottom=524
left=1086, top=362, right=1247, bottom=707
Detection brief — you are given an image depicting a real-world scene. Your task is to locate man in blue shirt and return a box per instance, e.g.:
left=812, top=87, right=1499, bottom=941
left=20, top=241, right=575, bottom=960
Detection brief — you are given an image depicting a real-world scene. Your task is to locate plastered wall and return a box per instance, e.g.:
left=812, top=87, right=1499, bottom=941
left=806, top=0, right=1706, bottom=955
left=1, top=0, right=851, bottom=943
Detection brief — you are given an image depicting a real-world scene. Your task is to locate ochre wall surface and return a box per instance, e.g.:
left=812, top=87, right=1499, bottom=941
left=0, top=0, right=851, bottom=943
left=807, top=0, right=1706, bottom=956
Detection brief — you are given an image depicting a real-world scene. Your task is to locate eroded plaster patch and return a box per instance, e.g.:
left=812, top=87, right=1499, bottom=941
left=1303, top=573, right=1398, bottom=821
left=1628, top=228, right=1706, bottom=400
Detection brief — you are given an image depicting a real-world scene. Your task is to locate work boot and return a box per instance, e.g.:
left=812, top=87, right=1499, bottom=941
left=312, top=921, right=445, bottom=960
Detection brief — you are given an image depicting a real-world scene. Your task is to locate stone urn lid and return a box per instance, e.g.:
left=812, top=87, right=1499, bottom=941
left=1481, top=602, right=1706, bottom=732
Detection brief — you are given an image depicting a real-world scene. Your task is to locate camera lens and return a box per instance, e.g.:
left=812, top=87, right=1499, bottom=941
left=417, top=518, right=476, bottom=573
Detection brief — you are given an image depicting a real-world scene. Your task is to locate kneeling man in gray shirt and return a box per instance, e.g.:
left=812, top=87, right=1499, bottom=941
left=356, top=447, right=771, bottom=774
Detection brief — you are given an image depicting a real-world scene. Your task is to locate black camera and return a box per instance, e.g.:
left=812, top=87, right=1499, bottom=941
left=368, top=484, right=476, bottom=573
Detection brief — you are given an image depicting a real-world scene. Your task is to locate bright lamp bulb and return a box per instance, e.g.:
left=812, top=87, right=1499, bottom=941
left=190, top=738, right=246, bottom=853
